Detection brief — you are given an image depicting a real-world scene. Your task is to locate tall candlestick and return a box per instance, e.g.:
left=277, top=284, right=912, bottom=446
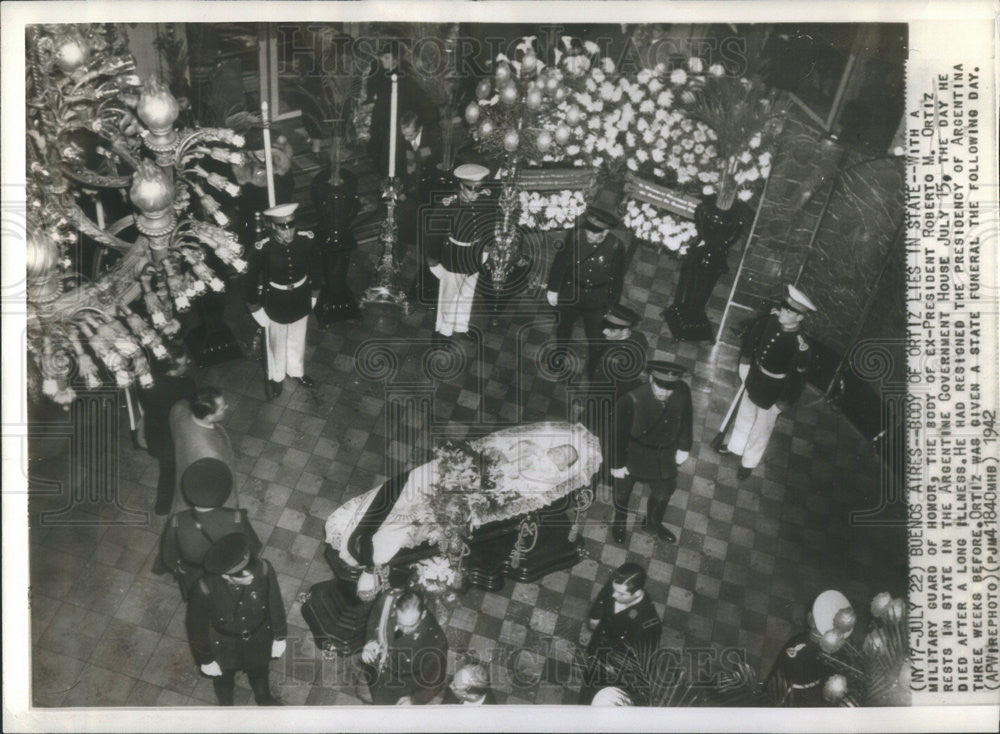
left=261, top=100, right=276, bottom=207
left=387, top=72, right=398, bottom=179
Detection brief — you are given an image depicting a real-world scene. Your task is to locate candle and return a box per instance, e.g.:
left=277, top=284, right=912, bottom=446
left=388, top=72, right=398, bottom=179
left=261, top=100, right=276, bottom=207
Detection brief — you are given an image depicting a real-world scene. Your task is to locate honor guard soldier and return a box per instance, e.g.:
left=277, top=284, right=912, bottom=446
left=160, top=463, right=263, bottom=601
left=426, top=163, right=492, bottom=340
left=579, top=562, right=662, bottom=704
left=243, top=203, right=322, bottom=398
left=186, top=533, right=287, bottom=706
left=716, top=284, right=816, bottom=479
left=766, top=589, right=855, bottom=706
left=546, top=205, right=627, bottom=376
left=610, top=361, right=693, bottom=545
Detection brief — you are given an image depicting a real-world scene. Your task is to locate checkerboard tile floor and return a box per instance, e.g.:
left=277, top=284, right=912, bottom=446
left=27, top=206, right=907, bottom=707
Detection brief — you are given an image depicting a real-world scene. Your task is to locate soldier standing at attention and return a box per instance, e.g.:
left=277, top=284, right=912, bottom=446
left=425, top=163, right=492, bottom=341
left=716, top=284, right=816, bottom=479
left=546, top=206, right=627, bottom=377
left=243, top=203, right=322, bottom=398
left=610, top=361, right=693, bottom=545
left=186, top=533, right=287, bottom=706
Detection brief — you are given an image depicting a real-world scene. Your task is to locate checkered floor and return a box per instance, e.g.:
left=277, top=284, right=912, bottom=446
left=27, top=195, right=907, bottom=707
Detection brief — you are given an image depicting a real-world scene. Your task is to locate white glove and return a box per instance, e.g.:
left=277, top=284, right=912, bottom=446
left=430, top=264, right=446, bottom=280
left=675, top=450, right=689, bottom=465
left=201, top=661, right=222, bottom=677
left=738, top=361, right=750, bottom=382
left=271, top=639, right=287, bottom=658
left=610, top=466, right=628, bottom=479
left=251, top=309, right=269, bottom=328
left=546, top=291, right=559, bottom=307
left=361, top=640, right=381, bottom=665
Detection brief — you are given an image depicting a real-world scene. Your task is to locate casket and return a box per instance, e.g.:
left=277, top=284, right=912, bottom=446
left=325, top=421, right=602, bottom=590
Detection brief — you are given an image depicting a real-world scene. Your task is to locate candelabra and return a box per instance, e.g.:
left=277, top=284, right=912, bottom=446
left=359, top=179, right=410, bottom=313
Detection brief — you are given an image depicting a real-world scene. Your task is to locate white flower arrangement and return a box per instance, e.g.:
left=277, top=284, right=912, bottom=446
left=517, top=189, right=587, bottom=231
left=622, top=198, right=699, bottom=253
left=413, top=555, right=460, bottom=596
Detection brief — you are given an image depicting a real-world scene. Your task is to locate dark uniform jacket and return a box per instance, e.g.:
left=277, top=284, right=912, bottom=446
left=766, top=630, right=831, bottom=706
left=161, top=508, right=263, bottom=598
left=612, top=381, right=693, bottom=479
left=547, top=228, right=627, bottom=309
left=591, top=332, right=650, bottom=396
left=741, top=313, right=812, bottom=409
left=186, top=558, right=287, bottom=671
left=587, top=581, right=662, bottom=661
left=365, top=592, right=449, bottom=705
left=242, top=230, right=323, bottom=324
left=424, top=194, right=493, bottom=275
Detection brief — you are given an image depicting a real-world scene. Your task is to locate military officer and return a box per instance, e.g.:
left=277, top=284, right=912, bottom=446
left=610, top=361, right=693, bottom=545
left=425, top=163, right=492, bottom=340
left=242, top=203, right=322, bottom=398
left=359, top=589, right=449, bottom=705
left=716, top=284, right=816, bottom=479
left=160, top=467, right=263, bottom=601
left=579, top=562, right=662, bottom=705
left=186, top=533, right=287, bottom=706
left=546, top=205, right=627, bottom=376
left=766, top=589, right=856, bottom=706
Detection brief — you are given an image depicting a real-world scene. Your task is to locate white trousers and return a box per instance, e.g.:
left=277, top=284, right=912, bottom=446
left=728, top=395, right=780, bottom=469
left=435, top=270, right=478, bottom=336
left=265, top=315, right=308, bottom=381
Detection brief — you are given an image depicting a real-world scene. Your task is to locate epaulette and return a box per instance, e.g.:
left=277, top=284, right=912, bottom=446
left=299, top=230, right=314, bottom=239
left=797, top=334, right=809, bottom=351
left=785, top=642, right=807, bottom=658
left=254, top=237, right=270, bottom=250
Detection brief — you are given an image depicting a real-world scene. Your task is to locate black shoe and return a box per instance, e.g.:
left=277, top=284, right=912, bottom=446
left=654, top=526, right=677, bottom=544
left=737, top=466, right=752, bottom=480
left=458, top=331, right=477, bottom=341
left=612, top=526, right=626, bottom=544
left=714, top=443, right=731, bottom=456
left=294, top=375, right=316, bottom=388
left=268, top=379, right=283, bottom=398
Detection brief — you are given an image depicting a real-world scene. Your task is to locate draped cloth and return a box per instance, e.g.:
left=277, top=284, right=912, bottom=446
left=326, top=422, right=602, bottom=569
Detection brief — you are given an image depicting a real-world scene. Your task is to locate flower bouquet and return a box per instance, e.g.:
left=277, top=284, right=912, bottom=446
left=622, top=198, right=698, bottom=254
left=517, top=189, right=587, bottom=231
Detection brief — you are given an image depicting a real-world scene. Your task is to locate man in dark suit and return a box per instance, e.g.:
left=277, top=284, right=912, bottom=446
left=716, top=284, right=816, bottom=479
left=546, top=206, right=627, bottom=377
left=242, top=203, right=322, bottom=398
left=610, top=361, right=693, bottom=544
left=137, top=344, right=196, bottom=515
left=186, top=533, right=287, bottom=706
left=579, top=562, right=662, bottom=704
left=366, top=40, right=437, bottom=179
left=397, top=108, right=443, bottom=263
left=359, top=589, right=449, bottom=705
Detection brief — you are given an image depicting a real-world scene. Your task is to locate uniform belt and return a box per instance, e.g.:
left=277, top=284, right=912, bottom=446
left=213, top=617, right=269, bottom=641
left=629, top=437, right=672, bottom=450
left=268, top=275, right=308, bottom=291
left=447, top=236, right=474, bottom=247
left=789, top=679, right=822, bottom=690
left=753, top=364, right=788, bottom=379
